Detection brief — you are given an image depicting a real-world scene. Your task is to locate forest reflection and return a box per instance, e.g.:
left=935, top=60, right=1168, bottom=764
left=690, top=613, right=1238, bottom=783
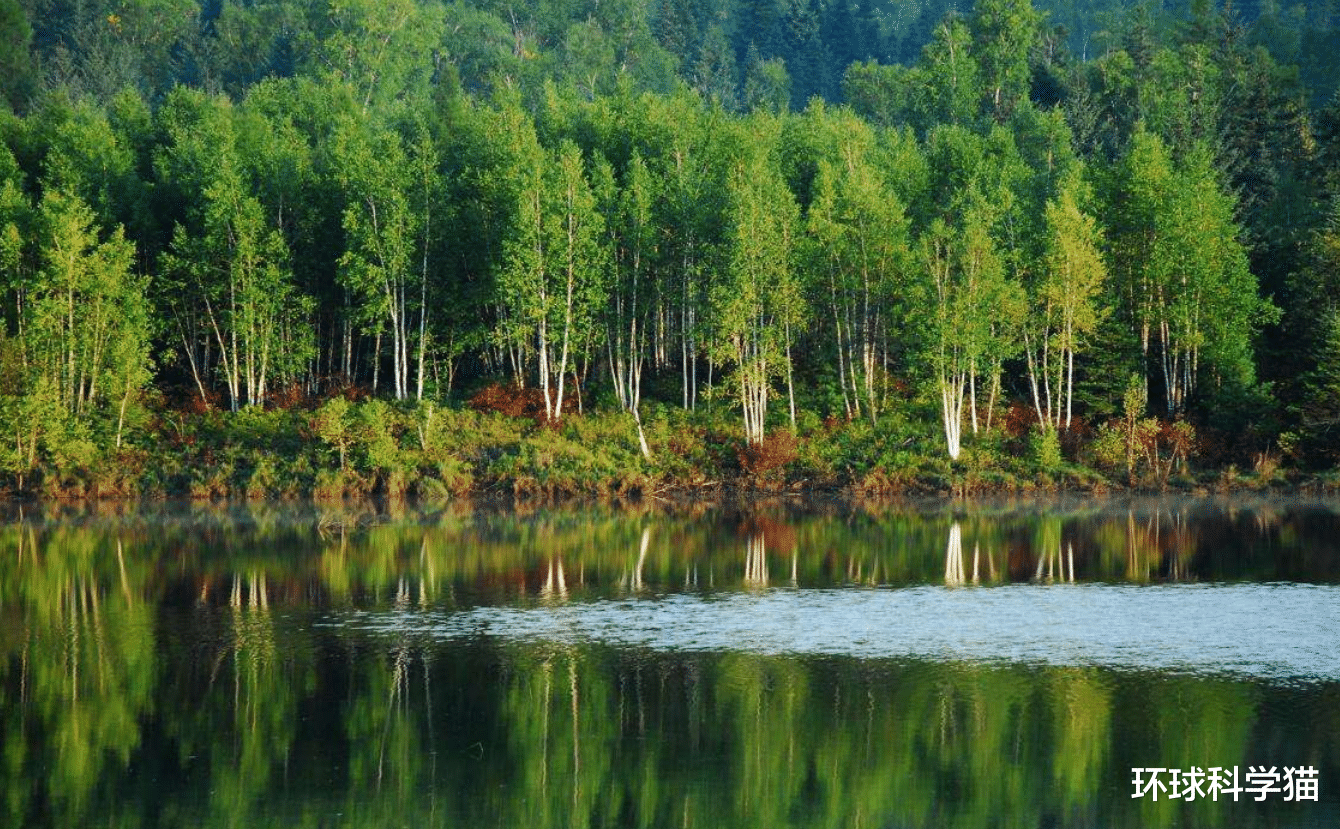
left=3, top=497, right=1339, bottom=605
left=2, top=498, right=1339, bottom=827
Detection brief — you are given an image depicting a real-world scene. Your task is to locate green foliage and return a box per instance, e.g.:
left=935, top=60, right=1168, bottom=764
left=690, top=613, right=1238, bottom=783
left=0, top=0, right=1335, bottom=491
left=916, top=181, right=1025, bottom=460
left=712, top=119, right=803, bottom=444
left=1031, top=426, right=1062, bottom=471
left=1297, top=310, right=1340, bottom=463
left=21, top=189, right=154, bottom=428
left=1024, top=166, right=1106, bottom=430
left=497, top=131, right=607, bottom=419
left=970, top=0, right=1042, bottom=118
left=156, top=89, right=314, bottom=410
left=1104, top=130, right=1274, bottom=416
left=743, top=47, right=791, bottom=113
left=0, top=0, right=34, bottom=111
left=311, top=396, right=353, bottom=470
left=1086, top=374, right=1199, bottom=486
left=482, top=412, right=649, bottom=495
left=1089, top=423, right=1127, bottom=473
left=804, top=112, right=914, bottom=424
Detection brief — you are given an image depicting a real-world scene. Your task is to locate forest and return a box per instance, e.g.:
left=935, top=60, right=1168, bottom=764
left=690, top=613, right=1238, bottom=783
left=1, top=0, right=1339, bottom=497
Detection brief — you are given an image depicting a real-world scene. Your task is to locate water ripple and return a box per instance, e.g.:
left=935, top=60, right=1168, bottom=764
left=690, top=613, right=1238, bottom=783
left=333, top=583, right=1340, bottom=683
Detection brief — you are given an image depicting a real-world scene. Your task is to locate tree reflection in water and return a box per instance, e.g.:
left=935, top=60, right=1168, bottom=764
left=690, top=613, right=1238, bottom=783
left=0, top=497, right=1337, bottom=827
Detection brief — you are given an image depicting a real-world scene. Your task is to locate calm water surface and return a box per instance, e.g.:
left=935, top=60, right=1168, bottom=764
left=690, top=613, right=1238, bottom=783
left=2, top=495, right=1339, bottom=828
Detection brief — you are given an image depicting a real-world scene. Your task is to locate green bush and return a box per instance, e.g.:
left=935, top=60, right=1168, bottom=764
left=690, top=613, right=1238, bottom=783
left=311, top=397, right=353, bottom=469
left=1090, top=424, right=1126, bottom=472
left=1031, top=427, right=1063, bottom=472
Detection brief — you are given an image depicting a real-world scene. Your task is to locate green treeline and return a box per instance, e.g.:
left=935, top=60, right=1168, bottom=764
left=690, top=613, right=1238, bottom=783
left=4, top=0, right=1340, bottom=108
left=1, top=0, right=1340, bottom=496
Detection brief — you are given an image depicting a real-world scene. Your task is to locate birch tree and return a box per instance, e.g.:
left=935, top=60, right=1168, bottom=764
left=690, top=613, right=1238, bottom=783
left=545, top=142, right=606, bottom=421
left=712, top=133, right=802, bottom=445
left=1108, top=129, right=1269, bottom=414
left=27, top=191, right=151, bottom=418
left=164, top=164, right=308, bottom=410
left=923, top=124, right=1029, bottom=435
left=969, top=0, right=1042, bottom=118
left=596, top=152, right=655, bottom=456
left=920, top=197, right=1020, bottom=460
left=653, top=94, right=715, bottom=412
left=0, top=146, right=25, bottom=325
left=1023, top=169, right=1107, bottom=431
left=470, top=97, right=548, bottom=388
left=499, top=140, right=606, bottom=421
left=157, top=90, right=312, bottom=410
left=332, top=119, right=428, bottom=401
left=310, top=0, right=440, bottom=113
left=234, top=90, right=322, bottom=396
left=806, top=137, right=912, bottom=424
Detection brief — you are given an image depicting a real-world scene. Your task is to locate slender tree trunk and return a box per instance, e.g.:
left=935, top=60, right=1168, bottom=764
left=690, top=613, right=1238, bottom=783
left=115, top=389, right=130, bottom=450
left=829, top=268, right=852, bottom=420
left=1024, top=330, right=1047, bottom=429
left=1065, top=347, right=1074, bottom=429
left=941, top=377, right=963, bottom=461
left=968, top=365, right=979, bottom=434
left=985, top=370, right=999, bottom=432
left=372, top=329, right=382, bottom=393
left=179, top=321, right=209, bottom=407
left=785, top=323, right=796, bottom=430
left=681, top=279, right=689, bottom=411
left=552, top=256, right=576, bottom=422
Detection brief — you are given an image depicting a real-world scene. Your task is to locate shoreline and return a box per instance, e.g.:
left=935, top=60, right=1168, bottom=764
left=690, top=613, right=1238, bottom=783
left=6, top=469, right=1340, bottom=506
left=4, top=401, right=1335, bottom=505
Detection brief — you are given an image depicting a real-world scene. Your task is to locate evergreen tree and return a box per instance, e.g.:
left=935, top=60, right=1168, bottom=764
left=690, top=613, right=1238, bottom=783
left=783, top=0, right=831, bottom=105
left=743, top=44, right=792, bottom=112
left=693, top=24, right=739, bottom=108
left=0, top=0, right=34, bottom=111
left=656, top=0, right=702, bottom=67
left=735, top=0, right=784, bottom=59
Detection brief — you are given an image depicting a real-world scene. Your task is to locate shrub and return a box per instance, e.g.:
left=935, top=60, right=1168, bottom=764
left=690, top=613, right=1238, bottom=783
left=1031, top=427, right=1063, bottom=472
left=353, top=399, right=403, bottom=473
left=246, top=455, right=279, bottom=498
left=311, top=397, right=353, bottom=469
left=469, top=382, right=550, bottom=419
left=1090, top=423, right=1126, bottom=472
left=1088, top=413, right=1197, bottom=487
left=739, top=431, right=798, bottom=479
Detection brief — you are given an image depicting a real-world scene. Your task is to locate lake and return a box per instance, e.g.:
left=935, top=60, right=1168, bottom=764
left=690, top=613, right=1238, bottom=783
left=2, top=495, right=1338, bottom=828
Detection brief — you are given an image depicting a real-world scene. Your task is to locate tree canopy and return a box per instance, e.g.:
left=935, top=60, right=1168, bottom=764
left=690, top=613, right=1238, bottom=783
left=0, top=0, right=1337, bottom=483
